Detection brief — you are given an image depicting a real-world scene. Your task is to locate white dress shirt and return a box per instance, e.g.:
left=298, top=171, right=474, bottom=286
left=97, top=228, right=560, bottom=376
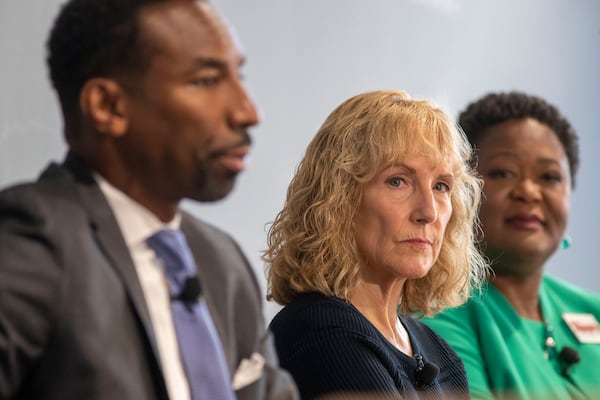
left=96, top=175, right=191, bottom=400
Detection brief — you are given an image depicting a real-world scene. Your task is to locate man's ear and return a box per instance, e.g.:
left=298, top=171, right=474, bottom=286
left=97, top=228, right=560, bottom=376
left=80, top=78, right=129, bottom=137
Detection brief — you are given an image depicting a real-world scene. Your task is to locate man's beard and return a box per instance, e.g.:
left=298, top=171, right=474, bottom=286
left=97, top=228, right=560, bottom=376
left=192, top=161, right=239, bottom=202
left=192, top=131, right=251, bottom=202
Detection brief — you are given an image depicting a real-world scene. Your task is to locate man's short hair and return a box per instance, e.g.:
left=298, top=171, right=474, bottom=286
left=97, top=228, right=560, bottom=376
left=46, top=0, right=169, bottom=129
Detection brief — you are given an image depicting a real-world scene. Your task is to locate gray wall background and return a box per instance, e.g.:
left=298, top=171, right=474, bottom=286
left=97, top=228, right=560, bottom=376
left=1, top=0, right=599, bottom=321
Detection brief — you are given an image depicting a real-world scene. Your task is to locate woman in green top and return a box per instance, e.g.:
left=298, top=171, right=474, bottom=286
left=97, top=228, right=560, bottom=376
left=424, top=91, right=600, bottom=399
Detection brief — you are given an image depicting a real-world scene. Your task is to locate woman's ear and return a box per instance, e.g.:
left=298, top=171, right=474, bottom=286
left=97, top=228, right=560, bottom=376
left=80, top=78, right=128, bottom=137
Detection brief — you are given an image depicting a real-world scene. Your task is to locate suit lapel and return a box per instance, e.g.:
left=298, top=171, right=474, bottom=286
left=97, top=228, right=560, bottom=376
left=180, top=217, right=233, bottom=355
left=58, top=155, right=168, bottom=394
left=180, top=216, right=216, bottom=288
left=85, top=191, right=157, bottom=344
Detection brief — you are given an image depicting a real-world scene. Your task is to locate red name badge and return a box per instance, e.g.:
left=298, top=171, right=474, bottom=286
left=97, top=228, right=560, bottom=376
left=562, top=313, right=600, bottom=344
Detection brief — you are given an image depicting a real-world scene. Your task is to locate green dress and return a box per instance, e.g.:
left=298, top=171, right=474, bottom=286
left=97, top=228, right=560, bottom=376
left=423, top=275, right=600, bottom=399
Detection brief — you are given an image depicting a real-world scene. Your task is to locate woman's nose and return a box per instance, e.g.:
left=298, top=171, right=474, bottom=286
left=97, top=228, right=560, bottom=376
left=410, top=188, right=438, bottom=224
left=510, top=178, right=542, bottom=202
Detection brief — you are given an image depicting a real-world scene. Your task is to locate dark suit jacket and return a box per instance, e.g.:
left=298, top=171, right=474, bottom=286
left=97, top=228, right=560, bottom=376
left=0, top=155, right=297, bottom=400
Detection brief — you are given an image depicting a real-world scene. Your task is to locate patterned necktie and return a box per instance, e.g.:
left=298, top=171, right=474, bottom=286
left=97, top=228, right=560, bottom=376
left=147, top=229, right=235, bottom=400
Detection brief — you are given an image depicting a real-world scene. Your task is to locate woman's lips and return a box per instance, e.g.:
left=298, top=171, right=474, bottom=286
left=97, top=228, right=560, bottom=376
left=505, top=215, right=544, bottom=230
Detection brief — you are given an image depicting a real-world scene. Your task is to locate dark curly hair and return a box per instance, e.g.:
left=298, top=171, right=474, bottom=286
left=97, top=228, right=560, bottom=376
left=458, top=91, right=579, bottom=188
left=46, top=0, right=182, bottom=131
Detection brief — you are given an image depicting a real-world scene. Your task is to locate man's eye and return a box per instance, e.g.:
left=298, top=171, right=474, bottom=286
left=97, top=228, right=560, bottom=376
left=192, top=75, right=220, bottom=86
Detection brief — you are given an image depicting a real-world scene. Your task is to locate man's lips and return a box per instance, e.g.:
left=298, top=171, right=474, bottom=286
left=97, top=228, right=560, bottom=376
left=214, top=145, right=250, bottom=172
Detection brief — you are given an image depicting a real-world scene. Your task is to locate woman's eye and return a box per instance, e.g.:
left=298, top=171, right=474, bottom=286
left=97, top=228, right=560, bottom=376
left=541, top=172, right=563, bottom=184
left=388, top=177, right=404, bottom=187
left=433, top=182, right=451, bottom=192
left=488, top=169, right=513, bottom=179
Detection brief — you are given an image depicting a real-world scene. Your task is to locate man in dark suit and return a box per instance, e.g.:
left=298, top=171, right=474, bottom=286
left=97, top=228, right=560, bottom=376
left=0, top=0, right=298, bottom=399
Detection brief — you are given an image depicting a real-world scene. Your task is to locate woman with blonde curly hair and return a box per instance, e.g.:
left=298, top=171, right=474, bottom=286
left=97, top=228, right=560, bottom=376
left=265, top=90, right=488, bottom=399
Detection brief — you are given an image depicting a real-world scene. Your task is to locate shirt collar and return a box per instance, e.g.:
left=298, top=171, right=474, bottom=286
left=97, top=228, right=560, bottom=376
left=94, top=173, right=181, bottom=248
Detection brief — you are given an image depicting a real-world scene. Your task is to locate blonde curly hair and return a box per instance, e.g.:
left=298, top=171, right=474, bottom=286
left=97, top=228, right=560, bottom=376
left=264, top=90, right=487, bottom=316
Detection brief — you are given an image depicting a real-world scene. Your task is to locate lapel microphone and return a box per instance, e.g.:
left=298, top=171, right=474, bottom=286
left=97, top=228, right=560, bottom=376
left=414, top=355, right=440, bottom=388
left=558, top=346, right=580, bottom=377
left=176, top=277, right=202, bottom=304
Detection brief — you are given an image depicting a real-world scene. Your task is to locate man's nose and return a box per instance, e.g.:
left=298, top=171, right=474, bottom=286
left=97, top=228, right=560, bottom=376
left=229, top=79, right=259, bottom=129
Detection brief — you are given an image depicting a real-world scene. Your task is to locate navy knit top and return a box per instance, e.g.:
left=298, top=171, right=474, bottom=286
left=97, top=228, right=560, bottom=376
left=270, top=292, right=469, bottom=400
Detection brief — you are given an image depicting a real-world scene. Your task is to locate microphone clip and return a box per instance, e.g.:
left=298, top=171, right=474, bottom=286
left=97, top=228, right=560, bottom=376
left=173, top=276, right=202, bottom=305
left=414, top=355, right=440, bottom=389
left=558, top=346, right=581, bottom=377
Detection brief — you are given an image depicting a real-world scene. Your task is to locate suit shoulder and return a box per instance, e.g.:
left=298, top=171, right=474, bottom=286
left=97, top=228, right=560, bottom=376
left=180, top=211, right=238, bottom=246
left=1, top=162, right=83, bottom=206
left=1, top=169, right=89, bottom=229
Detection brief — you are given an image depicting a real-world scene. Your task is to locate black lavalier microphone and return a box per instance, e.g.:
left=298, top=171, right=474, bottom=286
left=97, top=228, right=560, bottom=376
left=558, top=346, right=580, bottom=377
left=176, top=277, right=202, bottom=303
left=414, top=355, right=440, bottom=388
